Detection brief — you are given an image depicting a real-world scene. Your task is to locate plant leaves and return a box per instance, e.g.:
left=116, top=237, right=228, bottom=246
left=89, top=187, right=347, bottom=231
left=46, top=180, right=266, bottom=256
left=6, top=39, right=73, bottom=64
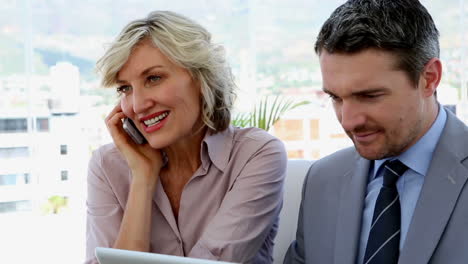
left=231, top=95, right=311, bottom=131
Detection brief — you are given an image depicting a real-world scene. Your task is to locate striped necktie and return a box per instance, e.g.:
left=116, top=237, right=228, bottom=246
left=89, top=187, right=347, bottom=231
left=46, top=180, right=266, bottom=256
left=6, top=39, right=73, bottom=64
left=363, top=159, right=409, bottom=264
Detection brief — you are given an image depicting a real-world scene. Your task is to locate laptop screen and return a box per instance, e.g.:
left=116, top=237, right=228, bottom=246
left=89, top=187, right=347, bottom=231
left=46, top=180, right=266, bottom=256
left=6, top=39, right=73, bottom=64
left=95, top=247, right=239, bottom=264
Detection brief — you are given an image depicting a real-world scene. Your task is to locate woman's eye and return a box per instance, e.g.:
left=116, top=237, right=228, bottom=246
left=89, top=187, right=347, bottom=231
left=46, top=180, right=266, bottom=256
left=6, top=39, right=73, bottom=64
left=147, top=75, right=161, bottom=83
left=116, top=85, right=131, bottom=95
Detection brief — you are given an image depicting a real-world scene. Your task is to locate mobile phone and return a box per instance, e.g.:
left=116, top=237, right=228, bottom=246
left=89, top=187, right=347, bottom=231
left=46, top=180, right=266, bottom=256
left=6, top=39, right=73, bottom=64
left=122, top=118, right=147, bottom=144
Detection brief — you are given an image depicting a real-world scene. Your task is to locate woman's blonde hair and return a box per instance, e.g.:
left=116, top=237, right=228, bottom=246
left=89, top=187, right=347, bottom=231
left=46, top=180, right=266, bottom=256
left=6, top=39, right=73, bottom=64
left=96, top=11, right=235, bottom=132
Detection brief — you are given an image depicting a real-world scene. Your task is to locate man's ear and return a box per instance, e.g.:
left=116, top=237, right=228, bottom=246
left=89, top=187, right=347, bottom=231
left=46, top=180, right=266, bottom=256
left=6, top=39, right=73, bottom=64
left=419, top=58, right=442, bottom=98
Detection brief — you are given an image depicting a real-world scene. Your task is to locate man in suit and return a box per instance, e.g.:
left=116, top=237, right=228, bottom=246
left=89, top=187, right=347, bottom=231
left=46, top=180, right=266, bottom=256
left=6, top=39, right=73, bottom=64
left=284, top=0, right=468, bottom=263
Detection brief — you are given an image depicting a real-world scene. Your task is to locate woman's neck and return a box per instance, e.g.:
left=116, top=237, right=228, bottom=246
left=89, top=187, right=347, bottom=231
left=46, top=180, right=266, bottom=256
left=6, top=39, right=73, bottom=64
left=163, top=126, right=207, bottom=175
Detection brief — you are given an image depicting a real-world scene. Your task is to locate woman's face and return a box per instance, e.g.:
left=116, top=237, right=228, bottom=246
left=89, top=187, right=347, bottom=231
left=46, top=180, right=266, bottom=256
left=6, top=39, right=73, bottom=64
left=116, top=38, right=202, bottom=149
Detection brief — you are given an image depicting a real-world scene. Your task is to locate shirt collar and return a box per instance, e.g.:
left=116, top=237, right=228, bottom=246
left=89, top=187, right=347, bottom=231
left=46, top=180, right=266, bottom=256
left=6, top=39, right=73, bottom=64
left=373, top=104, right=447, bottom=179
left=200, top=125, right=234, bottom=172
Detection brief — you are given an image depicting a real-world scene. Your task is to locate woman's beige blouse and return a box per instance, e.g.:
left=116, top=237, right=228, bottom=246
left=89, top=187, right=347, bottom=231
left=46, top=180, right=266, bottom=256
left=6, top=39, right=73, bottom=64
left=85, top=126, right=287, bottom=264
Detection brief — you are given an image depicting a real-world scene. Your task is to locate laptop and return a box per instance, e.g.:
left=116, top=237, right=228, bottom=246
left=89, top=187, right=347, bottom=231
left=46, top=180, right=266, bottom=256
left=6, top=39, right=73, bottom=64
left=95, top=247, right=239, bottom=264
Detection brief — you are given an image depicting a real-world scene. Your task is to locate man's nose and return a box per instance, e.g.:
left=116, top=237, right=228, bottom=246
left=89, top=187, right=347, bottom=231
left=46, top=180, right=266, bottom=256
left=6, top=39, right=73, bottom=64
left=339, top=101, right=366, bottom=132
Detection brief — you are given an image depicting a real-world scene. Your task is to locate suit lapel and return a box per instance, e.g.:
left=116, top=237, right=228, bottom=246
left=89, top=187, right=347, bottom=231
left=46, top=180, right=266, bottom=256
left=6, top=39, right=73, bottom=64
left=334, top=156, right=370, bottom=264
left=399, top=111, right=468, bottom=264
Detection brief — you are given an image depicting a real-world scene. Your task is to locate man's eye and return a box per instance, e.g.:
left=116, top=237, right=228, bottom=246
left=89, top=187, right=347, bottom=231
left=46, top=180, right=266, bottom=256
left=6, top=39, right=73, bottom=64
left=116, top=85, right=131, bottom=94
left=362, top=94, right=381, bottom=99
left=328, top=94, right=341, bottom=101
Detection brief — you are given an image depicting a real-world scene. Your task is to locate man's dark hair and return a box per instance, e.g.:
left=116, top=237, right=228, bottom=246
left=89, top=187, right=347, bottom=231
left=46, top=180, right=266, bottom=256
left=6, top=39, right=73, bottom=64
left=315, top=0, right=439, bottom=85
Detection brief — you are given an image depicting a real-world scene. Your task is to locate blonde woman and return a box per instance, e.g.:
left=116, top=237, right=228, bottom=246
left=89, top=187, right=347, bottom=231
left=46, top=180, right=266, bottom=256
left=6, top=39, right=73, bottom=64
left=86, top=11, right=286, bottom=264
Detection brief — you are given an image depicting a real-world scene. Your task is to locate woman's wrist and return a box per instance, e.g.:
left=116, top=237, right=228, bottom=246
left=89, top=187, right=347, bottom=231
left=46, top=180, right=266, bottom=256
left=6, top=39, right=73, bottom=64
left=130, top=169, right=160, bottom=193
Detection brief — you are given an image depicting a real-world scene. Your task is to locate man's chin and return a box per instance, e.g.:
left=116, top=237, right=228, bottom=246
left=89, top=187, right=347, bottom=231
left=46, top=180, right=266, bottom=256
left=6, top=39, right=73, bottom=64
left=354, top=144, right=388, bottom=160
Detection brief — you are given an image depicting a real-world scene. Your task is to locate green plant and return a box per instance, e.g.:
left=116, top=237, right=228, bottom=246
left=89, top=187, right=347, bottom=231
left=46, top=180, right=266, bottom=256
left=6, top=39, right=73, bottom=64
left=41, top=195, right=68, bottom=214
left=232, top=96, right=310, bottom=131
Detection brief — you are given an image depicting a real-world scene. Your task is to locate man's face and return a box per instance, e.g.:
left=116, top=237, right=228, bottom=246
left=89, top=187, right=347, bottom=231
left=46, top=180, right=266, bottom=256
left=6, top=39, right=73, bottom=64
left=319, top=49, right=435, bottom=160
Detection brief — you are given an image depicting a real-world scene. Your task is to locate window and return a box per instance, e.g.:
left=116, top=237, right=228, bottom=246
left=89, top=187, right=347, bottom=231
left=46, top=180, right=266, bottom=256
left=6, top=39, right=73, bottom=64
left=24, top=173, right=31, bottom=184
left=310, top=119, right=320, bottom=140
left=36, top=118, right=50, bottom=132
left=0, top=119, right=27, bottom=133
left=60, top=144, right=67, bottom=155
left=0, top=147, right=29, bottom=159
left=287, top=149, right=304, bottom=159
left=0, top=174, right=16, bottom=186
left=0, top=173, right=31, bottom=186
left=0, top=201, right=32, bottom=213
left=60, top=170, right=68, bottom=181
left=274, top=119, right=304, bottom=141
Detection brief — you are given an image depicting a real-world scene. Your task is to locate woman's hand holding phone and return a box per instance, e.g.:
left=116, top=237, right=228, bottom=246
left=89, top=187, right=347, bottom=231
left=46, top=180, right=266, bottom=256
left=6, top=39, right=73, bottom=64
left=105, top=104, right=163, bottom=251
left=105, top=104, right=164, bottom=191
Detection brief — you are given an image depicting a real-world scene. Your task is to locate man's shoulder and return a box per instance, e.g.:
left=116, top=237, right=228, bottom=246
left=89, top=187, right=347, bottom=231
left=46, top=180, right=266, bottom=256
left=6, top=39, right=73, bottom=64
left=438, top=109, right=468, bottom=159
left=314, top=146, right=360, bottom=169
left=303, top=146, right=361, bottom=185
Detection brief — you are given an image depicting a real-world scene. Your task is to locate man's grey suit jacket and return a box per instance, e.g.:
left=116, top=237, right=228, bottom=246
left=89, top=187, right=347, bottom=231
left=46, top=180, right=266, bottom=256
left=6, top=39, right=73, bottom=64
left=284, top=109, right=468, bottom=264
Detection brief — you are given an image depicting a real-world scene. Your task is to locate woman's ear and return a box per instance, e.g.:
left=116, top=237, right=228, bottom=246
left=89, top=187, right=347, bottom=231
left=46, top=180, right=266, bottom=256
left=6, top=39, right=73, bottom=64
left=419, top=58, right=442, bottom=98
